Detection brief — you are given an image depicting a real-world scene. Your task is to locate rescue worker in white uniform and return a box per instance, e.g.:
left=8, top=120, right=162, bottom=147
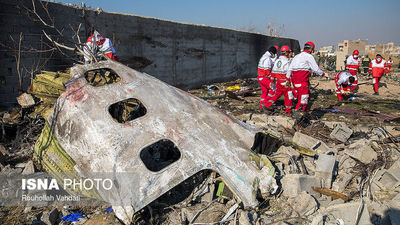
left=264, top=46, right=293, bottom=114
left=257, top=46, right=277, bottom=109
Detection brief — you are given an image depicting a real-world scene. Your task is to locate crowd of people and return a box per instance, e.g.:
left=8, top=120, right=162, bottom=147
left=257, top=41, right=324, bottom=115
left=257, top=42, right=393, bottom=115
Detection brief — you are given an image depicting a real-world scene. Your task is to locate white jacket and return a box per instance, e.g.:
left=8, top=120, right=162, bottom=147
left=346, top=56, right=360, bottom=70
left=271, top=56, right=290, bottom=77
left=337, top=71, right=352, bottom=86
left=286, top=51, right=323, bottom=79
left=258, top=51, right=274, bottom=70
left=271, top=54, right=278, bottom=64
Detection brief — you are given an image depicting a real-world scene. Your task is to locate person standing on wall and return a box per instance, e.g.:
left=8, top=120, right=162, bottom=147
left=286, top=41, right=324, bottom=112
left=334, top=71, right=355, bottom=101
left=263, top=46, right=294, bottom=114
left=257, top=46, right=278, bottom=110
left=368, top=54, right=388, bottom=95
left=346, top=50, right=360, bottom=91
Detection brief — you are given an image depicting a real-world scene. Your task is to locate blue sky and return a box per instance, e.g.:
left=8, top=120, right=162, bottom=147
left=56, top=0, right=400, bottom=49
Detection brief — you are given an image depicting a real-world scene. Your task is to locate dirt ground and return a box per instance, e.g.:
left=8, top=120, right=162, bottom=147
left=188, top=71, right=400, bottom=126
left=319, top=71, right=400, bottom=98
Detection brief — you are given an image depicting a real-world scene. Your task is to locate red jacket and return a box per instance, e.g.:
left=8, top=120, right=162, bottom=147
left=369, top=58, right=388, bottom=78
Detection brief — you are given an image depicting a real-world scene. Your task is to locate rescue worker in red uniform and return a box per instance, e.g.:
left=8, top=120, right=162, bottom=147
left=264, top=46, right=293, bottom=114
left=335, top=71, right=355, bottom=100
left=84, top=31, right=119, bottom=63
left=257, top=46, right=278, bottom=109
left=286, top=41, right=324, bottom=112
left=346, top=50, right=360, bottom=91
left=387, top=57, right=393, bottom=74
left=368, top=54, right=388, bottom=95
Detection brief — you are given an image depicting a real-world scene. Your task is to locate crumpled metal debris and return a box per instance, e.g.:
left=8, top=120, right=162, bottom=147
left=35, top=60, right=278, bottom=224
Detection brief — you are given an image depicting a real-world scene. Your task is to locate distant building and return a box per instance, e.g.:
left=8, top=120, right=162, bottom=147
left=366, top=42, right=400, bottom=56
left=318, top=46, right=335, bottom=56
left=392, top=47, right=400, bottom=57
left=336, top=40, right=366, bottom=71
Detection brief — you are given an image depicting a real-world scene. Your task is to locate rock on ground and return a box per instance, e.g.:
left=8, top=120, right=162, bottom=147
left=287, top=191, right=318, bottom=216
left=315, top=154, right=336, bottom=188
left=344, top=144, right=377, bottom=164
left=17, top=93, right=35, bottom=108
left=330, top=123, right=353, bottom=143
left=311, top=202, right=372, bottom=225
left=40, top=208, right=60, bottom=225
left=22, top=160, right=35, bottom=175
left=281, top=174, right=320, bottom=198
left=238, top=210, right=257, bottom=225
left=82, top=215, right=122, bottom=225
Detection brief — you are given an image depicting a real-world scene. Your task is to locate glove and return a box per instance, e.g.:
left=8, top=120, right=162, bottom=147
left=285, top=81, right=291, bottom=88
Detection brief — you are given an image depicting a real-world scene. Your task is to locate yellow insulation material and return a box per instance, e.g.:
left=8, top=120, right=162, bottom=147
left=34, top=122, right=102, bottom=200
left=30, top=71, right=70, bottom=118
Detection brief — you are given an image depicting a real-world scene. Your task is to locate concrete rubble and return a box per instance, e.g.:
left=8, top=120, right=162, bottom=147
left=330, top=123, right=353, bottom=142
left=287, top=191, right=318, bottom=216
left=374, top=160, right=400, bottom=190
left=281, top=174, right=320, bottom=197
left=311, top=202, right=372, bottom=225
left=345, top=143, right=378, bottom=164
left=274, top=145, right=300, bottom=165
left=332, top=173, right=353, bottom=192
left=17, top=93, right=36, bottom=108
left=239, top=210, right=257, bottom=225
left=0, top=61, right=400, bottom=225
left=40, top=208, right=61, bottom=225
left=21, top=160, right=35, bottom=175
left=293, top=132, right=332, bottom=154
left=246, top=114, right=295, bottom=133
left=315, top=154, right=336, bottom=188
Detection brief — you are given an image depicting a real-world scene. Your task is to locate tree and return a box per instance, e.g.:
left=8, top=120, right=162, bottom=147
left=265, top=22, right=285, bottom=37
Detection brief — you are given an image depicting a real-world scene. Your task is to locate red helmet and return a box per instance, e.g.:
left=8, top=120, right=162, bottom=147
left=353, top=50, right=359, bottom=56
left=304, top=41, right=315, bottom=52
left=274, top=45, right=279, bottom=51
left=280, top=45, right=291, bottom=52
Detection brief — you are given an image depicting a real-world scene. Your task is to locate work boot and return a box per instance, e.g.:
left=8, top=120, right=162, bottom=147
left=292, top=110, right=302, bottom=121
left=262, top=106, right=273, bottom=114
left=374, top=92, right=379, bottom=95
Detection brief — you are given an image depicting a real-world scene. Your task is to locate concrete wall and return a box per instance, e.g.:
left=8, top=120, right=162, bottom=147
left=0, top=0, right=300, bottom=108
